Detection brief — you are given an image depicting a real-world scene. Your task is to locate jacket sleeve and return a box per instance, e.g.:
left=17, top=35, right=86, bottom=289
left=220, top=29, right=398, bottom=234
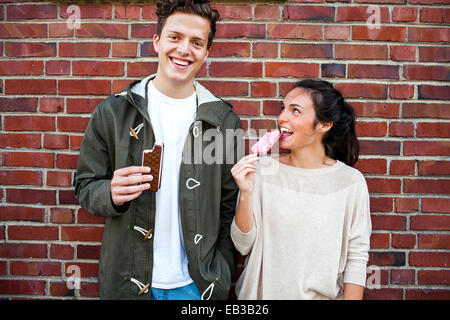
left=343, top=176, right=372, bottom=286
left=215, top=115, right=244, bottom=276
left=75, top=103, right=130, bottom=217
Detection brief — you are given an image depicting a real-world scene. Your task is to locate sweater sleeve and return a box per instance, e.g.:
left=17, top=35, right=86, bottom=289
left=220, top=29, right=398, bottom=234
left=343, top=176, right=372, bottom=287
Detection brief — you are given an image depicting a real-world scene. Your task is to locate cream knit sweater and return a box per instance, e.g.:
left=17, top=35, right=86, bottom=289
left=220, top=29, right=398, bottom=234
left=231, top=156, right=372, bottom=300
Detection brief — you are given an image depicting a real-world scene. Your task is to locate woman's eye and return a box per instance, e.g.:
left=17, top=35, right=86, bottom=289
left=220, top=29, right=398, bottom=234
left=293, top=108, right=301, bottom=114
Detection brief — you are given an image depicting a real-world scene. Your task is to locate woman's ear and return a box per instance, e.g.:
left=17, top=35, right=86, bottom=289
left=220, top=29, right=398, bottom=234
left=318, top=121, right=333, bottom=134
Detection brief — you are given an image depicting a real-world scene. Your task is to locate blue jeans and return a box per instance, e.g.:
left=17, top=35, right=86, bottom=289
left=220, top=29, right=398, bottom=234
left=150, top=282, right=201, bottom=300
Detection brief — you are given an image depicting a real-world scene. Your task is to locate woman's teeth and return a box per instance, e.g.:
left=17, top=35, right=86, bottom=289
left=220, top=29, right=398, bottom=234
left=280, top=127, right=293, bottom=133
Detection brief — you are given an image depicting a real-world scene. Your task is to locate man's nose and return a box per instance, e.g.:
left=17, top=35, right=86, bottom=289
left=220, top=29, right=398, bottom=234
left=177, top=40, right=190, bottom=55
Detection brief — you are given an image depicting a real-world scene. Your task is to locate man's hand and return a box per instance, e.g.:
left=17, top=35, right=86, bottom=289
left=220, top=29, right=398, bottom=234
left=111, top=166, right=153, bottom=206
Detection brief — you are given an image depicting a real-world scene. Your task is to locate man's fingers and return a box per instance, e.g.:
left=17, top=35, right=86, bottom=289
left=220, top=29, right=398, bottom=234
left=114, top=166, right=151, bottom=177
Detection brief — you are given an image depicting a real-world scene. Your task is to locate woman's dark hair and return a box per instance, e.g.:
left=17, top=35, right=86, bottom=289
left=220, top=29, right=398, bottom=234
left=292, top=79, right=360, bottom=167
left=156, top=0, right=220, bottom=49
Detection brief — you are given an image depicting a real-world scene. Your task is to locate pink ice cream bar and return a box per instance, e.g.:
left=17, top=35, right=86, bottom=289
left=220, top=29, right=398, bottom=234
left=251, top=130, right=281, bottom=155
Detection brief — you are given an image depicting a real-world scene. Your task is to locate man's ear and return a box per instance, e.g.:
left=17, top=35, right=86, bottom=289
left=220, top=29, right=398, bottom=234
left=153, top=33, right=160, bottom=53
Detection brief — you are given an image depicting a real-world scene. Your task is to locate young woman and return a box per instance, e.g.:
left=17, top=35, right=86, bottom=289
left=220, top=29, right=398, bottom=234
left=231, top=79, right=372, bottom=300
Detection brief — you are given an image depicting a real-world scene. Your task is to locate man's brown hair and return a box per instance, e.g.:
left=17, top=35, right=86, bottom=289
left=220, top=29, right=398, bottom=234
left=156, top=0, right=220, bottom=49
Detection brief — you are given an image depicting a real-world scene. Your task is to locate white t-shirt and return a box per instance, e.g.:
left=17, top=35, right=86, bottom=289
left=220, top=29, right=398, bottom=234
left=147, top=81, right=197, bottom=289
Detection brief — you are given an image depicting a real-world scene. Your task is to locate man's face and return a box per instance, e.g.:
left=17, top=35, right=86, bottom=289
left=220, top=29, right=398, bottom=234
left=153, top=12, right=210, bottom=88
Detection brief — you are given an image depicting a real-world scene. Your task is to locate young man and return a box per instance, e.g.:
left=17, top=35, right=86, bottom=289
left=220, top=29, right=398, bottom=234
left=75, top=0, right=242, bottom=300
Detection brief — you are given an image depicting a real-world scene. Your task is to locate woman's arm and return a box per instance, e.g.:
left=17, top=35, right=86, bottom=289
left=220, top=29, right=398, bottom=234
left=343, top=283, right=364, bottom=300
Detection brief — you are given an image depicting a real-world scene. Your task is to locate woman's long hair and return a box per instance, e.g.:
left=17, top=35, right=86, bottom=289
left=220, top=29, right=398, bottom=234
left=292, top=79, right=359, bottom=167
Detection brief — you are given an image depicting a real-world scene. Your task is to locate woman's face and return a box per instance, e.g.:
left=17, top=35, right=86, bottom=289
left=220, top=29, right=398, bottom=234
left=278, top=88, right=329, bottom=151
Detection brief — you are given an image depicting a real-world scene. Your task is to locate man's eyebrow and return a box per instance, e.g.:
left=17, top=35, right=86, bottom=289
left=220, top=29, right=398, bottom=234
left=166, top=30, right=207, bottom=41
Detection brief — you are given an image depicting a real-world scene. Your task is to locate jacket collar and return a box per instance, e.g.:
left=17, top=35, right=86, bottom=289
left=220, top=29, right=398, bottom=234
left=119, top=75, right=231, bottom=127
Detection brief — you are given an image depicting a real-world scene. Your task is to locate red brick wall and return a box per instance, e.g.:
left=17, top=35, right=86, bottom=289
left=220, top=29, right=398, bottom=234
left=0, top=1, right=449, bottom=300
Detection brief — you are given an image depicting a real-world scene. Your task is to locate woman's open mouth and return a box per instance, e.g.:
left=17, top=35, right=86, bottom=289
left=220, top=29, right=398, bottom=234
left=280, top=127, right=293, bottom=139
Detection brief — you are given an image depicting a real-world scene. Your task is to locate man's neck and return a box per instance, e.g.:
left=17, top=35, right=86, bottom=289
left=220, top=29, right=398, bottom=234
left=152, top=74, right=196, bottom=99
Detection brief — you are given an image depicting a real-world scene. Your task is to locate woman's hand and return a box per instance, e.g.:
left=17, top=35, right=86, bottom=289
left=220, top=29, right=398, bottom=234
left=231, top=153, right=259, bottom=196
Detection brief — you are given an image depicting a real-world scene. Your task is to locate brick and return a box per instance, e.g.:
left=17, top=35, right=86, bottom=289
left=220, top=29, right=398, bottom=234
left=267, top=24, right=322, bottom=40
left=392, top=234, right=416, bottom=249
left=371, top=215, right=406, bottom=230
left=352, top=26, right=406, bottom=42
left=418, top=161, right=450, bottom=176
left=8, top=225, right=58, bottom=240
left=337, top=6, right=390, bottom=22
left=283, top=5, right=335, bottom=21
left=420, top=8, right=450, bottom=23
left=77, top=245, right=101, bottom=260
left=409, top=27, right=449, bottom=42
left=0, top=169, right=42, bottom=186
left=0, top=60, right=43, bottom=75
left=252, top=42, right=278, bottom=58
left=355, top=121, right=387, bottom=137
left=60, top=4, right=112, bottom=19
left=367, top=178, right=401, bottom=193
left=418, top=270, right=450, bottom=286
left=406, top=289, right=450, bottom=300
left=364, top=288, right=403, bottom=300
left=352, top=102, right=399, bottom=118
left=369, top=252, right=405, bottom=266
left=0, top=23, right=47, bottom=38
left=411, top=215, right=450, bottom=231
left=391, top=269, right=415, bottom=284
left=50, top=243, right=74, bottom=260
left=127, top=62, right=158, bottom=77
left=250, top=82, right=276, bottom=98
left=419, top=235, right=450, bottom=249
left=281, top=43, right=332, bottom=58
left=1, top=151, right=54, bottom=168
left=46, top=60, right=70, bottom=75
left=402, top=103, right=450, bottom=119
left=0, top=97, right=37, bottom=112
left=5, top=42, right=56, bottom=57
left=70, top=135, right=84, bottom=151
left=419, top=85, right=450, bottom=100
left=360, top=140, right=400, bottom=155
left=405, top=178, right=450, bottom=194
left=199, top=81, right=248, bottom=97
left=40, top=97, right=64, bottom=113
left=335, top=83, right=387, bottom=99
left=321, top=64, right=346, bottom=78
left=265, top=62, right=319, bottom=77
left=43, top=134, right=69, bottom=149
left=409, top=252, right=449, bottom=267
left=59, top=42, right=110, bottom=57
left=61, top=226, right=104, bottom=242
left=0, top=280, right=45, bottom=295
left=254, top=5, right=280, bottom=20
left=395, top=197, right=419, bottom=213
left=76, top=23, right=128, bottom=39
left=112, top=41, right=137, bottom=57
left=49, top=23, right=73, bottom=38
left=209, top=42, right=250, bottom=58
left=369, top=196, right=392, bottom=212
left=0, top=243, right=47, bottom=258
left=77, top=208, right=105, bottom=224
left=216, top=23, right=265, bottom=39
left=59, top=190, right=79, bottom=205
left=370, top=233, right=389, bottom=248
left=214, top=4, right=252, bottom=20
left=348, top=64, right=399, bottom=79
left=142, top=4, right=157, bottom=20
left=388, top=122, right=414, bottom=137
left=47, top=171, right=72, bottom=187
left=354, top=158, right=387, bottom=174
left=0, top=206, right=44, bottom=222
left=5, top=79, right=56, bottom=95
left=417, top=122, right=450, bottom=138
left=50, top=281, right=74, bottom=297
left=324, top=26, right=350, bottom=40
left=7, top=189, right=56, bottom=205
left=249, top=120, right=277, bottom=132
left=7, top=4, right=57, bottom=19
left=404, top=65, right=449, bottom=81
left=390, top=160, right=415, bottom=175
left=73, top=61, right=124, bottom=76
left=4, top=115, right=55, bottom=131
left=67, top=98, right=102, bottom=114
left=263, top=100, right=282, bottom=116
left=404, top=141, right=450, bottom=156
left=335, top=44, right=388, bottom=60
left=389, top=84, right=414, bottom=99
left=210, top=62, right=262, bottom=77
left=56, top=154, right=79, bottom=169
left=390, top=45, right=416, bottom=61
left=59, top=80, right=110, bottom=96
left=392, top=7, right=418, bottom=22
left=50, top=208, right=74, bottom=223
left=130, top=23, right=157, bottom=38
left=80, top=282, right=99, bottom=297
left=0, top=133, right=41, bottom=149
left=10, top=261, right=61, bottom=276
left=419, top=46, right=450, bottom=62
left=114, top=5, right=140, bottom=20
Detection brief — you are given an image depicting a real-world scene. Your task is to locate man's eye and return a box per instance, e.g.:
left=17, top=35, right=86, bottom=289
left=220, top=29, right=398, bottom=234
left=169, top=35, right=178, bottom=40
